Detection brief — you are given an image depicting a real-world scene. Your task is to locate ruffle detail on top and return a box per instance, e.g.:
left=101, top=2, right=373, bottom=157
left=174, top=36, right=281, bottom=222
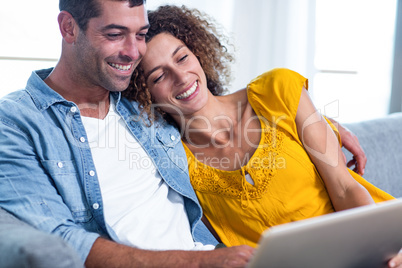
left=185, top=118, right=285, bottom=205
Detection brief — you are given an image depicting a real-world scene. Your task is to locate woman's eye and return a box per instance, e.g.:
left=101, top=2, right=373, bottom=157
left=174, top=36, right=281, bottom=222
left=178, top=55, right=188, bottom=62
left=153, top=74, right=164, bottom=83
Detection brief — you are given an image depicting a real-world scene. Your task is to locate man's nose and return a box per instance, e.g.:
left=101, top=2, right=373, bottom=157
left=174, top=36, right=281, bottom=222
left=121, top=36, right=140, bottom=61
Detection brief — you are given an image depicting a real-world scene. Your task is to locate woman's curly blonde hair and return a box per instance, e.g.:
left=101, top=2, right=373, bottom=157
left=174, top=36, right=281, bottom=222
left=124, top=5, right=235, bottom=125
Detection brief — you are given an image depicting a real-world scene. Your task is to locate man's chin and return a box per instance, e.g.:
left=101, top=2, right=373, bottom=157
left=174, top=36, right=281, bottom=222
left=107, top=78, right=132, bottom=92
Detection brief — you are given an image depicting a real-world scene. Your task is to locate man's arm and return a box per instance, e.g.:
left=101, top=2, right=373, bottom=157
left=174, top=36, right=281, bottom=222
left=326, top=117, right=367, bottom=175
left=86, top=237, right=254, bottom=268
left=0, top=115, right=101, bottom=261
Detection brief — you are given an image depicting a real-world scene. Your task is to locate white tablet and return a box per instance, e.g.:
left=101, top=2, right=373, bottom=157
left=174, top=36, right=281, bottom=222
left=247, top=199, right=402, bottom=268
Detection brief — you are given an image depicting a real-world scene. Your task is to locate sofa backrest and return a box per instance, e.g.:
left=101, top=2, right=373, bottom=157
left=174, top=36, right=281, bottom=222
left=342, top=112, right=402, bottom=198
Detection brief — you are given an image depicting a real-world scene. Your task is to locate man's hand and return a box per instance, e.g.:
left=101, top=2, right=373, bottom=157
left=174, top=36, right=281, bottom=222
left=199, top=245, right=254, bottom=268
left=327, top=118, right=367, bottom=175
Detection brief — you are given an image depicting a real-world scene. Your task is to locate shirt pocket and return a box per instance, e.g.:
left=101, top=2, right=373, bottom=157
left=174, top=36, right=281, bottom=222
left=41, top=160, right=93, bottom=224
left=155, top=130, right=188, bottom=172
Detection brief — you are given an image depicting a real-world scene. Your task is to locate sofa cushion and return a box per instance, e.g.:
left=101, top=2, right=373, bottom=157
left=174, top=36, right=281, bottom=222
left=0, top=208, right=84, bottom=268
left=342, top=112, right=402, bottom=198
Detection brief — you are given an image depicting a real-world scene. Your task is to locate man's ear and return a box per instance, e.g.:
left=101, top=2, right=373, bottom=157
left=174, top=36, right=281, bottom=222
left=58, top=11, right=78, bottom=44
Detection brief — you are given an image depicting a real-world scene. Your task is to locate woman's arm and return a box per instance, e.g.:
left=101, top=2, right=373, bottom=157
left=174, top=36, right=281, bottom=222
left=295, top=87, right=374, bottom=211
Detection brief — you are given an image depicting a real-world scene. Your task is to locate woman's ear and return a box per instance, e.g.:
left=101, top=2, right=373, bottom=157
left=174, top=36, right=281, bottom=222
left=58, top=11, right=78, bottom=44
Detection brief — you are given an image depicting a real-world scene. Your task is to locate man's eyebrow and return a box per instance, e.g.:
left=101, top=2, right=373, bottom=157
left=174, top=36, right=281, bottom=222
left=145, top=45, right=185, bottom=79
left=102, top=24, right=128, bottom=31
left=141, top=24, right=151, bottom=31
left=101, top=23, right=150, bottom=31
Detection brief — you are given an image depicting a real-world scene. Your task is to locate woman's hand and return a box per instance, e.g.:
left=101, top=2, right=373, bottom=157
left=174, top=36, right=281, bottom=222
left=389, top=249, right=402, bottom=267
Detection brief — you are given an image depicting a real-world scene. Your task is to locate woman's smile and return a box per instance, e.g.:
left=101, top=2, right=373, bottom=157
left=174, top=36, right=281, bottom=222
left=176, top=81, right=199, bottom=100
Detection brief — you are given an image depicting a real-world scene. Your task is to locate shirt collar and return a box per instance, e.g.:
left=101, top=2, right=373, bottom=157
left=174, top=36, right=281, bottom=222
left=26, top=68, right=123, bottom=111
left=26, top=68, right=67, bottom=111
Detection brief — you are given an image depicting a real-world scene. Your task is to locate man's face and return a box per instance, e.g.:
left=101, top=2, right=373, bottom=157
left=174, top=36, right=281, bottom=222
left=73, top=1, right=149, bottom=92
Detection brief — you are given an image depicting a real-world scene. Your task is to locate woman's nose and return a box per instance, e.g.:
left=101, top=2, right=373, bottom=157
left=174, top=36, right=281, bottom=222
left=172, top=68, right=188, bottom=86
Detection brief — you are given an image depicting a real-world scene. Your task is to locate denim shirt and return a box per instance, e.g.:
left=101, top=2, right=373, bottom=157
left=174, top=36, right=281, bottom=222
left=0, top=68, right=217, bottom=262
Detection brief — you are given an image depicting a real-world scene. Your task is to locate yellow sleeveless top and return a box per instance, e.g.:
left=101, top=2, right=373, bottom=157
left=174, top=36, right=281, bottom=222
left=183, top=68, right=394, bottom=248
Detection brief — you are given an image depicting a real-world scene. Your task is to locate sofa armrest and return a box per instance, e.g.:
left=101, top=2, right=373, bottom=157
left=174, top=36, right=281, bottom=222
left=0, top=207, right=84, bottom=268
left=342, top=112, right=402, bottom=198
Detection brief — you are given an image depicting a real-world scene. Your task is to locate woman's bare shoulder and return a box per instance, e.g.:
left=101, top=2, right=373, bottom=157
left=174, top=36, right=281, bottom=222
left=225, top=88, right=247, bottom=102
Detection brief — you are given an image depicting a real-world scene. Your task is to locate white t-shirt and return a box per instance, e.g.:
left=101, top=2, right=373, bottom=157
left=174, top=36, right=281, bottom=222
left=81, top=98, right=213, bottom=250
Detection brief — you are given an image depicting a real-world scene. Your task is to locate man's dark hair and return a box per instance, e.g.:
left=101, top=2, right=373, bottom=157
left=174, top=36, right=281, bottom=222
left=59, top=0, right=146, bottom=32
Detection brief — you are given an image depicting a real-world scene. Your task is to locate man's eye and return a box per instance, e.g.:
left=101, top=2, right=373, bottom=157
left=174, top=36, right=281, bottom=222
left=107, top=33, right=121, bottom=39
left=137, top=33, right=147, bottom=40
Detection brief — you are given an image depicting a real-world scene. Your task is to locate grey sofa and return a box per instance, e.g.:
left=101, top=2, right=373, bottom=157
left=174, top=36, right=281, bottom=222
left=342, top=112, right=402, bottom=198
left=0, top=112, right=401, bottom=267
left=0, top=207, right=84, bottom=268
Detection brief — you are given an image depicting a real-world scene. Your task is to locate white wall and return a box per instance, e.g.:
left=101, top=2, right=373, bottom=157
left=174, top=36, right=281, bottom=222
left=0, top=0, right=60, bottom=96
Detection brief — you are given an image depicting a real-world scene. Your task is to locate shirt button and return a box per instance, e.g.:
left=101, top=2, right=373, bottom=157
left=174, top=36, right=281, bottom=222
left=92, top=203, right=100, bottom=210
left=89, top=170, right=95, bottom=176
left=170, top=135, right=176, bottom=141
left=80, top=137, right=86, bottom=143
left=57, top=162, right=64, bottom=168
left=70, top=106, right=77, bottom=113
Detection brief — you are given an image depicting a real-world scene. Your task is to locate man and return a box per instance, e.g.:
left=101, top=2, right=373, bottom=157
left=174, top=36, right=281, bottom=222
left=0, top=0, right=397, bottom=267
left=0, top=0, right=251, bottom=267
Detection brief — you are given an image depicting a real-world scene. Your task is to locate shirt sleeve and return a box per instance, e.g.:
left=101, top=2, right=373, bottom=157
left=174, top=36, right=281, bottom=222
left=247, top=68, right=308, bottom=143
left=0, top=115, right=99, bottom=262
left=247, top=68, right=343, bottom=147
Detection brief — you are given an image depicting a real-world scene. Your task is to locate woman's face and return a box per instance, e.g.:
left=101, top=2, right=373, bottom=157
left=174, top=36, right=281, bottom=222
left=140, top=33, right=209, bottom=117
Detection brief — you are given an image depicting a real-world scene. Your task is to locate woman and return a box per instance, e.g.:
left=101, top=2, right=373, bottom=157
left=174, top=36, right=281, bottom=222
left=126, top=4, right=394, bottom=250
